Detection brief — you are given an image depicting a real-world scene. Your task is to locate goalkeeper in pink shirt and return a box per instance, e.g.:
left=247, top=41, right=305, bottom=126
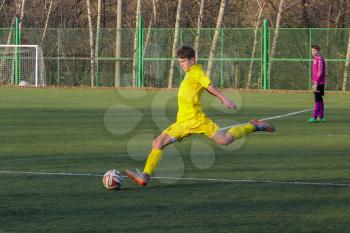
left=308, top=45, right=326, bottom=123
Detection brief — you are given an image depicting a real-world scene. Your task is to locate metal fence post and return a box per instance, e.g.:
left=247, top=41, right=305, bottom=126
left=57, top=29, right=61, bottom=85
left=137, top=16, right=143, bottom=87
left=263, top=19, right=270, bottom=90
left=15, top=17, right=20, bottom=85
left=220, top=27, right=224, bottom=88
left=308, top=28, right=312, bottom=90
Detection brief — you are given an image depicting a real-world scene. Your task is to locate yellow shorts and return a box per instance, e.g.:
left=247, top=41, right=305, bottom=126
left=163, top=116, right=219, bottom=140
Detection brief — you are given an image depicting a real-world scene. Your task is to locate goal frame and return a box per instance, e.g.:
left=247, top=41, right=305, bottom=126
left=0, top=44, right=42, bottom=86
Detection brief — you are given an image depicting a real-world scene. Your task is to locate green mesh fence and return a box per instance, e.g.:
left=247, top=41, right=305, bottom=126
left=0, top=27, right=349, bottom=90
left=270, top=28, right=350, bottom=91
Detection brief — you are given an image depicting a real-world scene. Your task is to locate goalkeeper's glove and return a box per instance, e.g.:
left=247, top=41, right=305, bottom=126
left=312, top=83, right=318, bottom=93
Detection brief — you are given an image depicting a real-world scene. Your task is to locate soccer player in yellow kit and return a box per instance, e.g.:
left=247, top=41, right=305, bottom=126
left=126, top=45, right=275, bottom=186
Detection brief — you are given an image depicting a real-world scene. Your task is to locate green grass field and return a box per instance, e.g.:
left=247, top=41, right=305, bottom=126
left=0, top=87, right=350, bottom=233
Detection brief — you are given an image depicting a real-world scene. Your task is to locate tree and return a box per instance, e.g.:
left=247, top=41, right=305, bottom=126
left=168, top=0, right=182, bottom=89
left=95, top=0, right=102, bottom=85
left=301, top=0, right=310, bottom=27
left=324, top=0, right=335, bottom=60
left=115, top=0, right=122, bottom=87
left=40, top=0, right=53, bottom=45
left=86, top=0, right=95, bottom=87
left=246, top=0, right=265, bottom=89
left=3, top=1, right=25, bottom=54
left=0, top=0, right=25, bottom=84
left=144, top=0, right=158, bottom=57
left=0, top=0, right=6, bottom=14
left=132, top=0, right=141, bottom=87
left=207, top=0, right=226, bottom=79
left=18, top=0, right=25, bottom=29
left=334, top=0, right=346, bottom=27
left=194, top=0, right=205, bottom=57
left=343, top=34, right=350, bottom=91
left=269, top=0, right=285, bottom=72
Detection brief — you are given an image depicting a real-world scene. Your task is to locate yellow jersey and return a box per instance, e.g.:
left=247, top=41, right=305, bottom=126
left=177, top=64, right=211, bottom=123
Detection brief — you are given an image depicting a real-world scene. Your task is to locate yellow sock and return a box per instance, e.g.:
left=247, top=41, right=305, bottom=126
left=228, top=123, right=255, bottom=140
left=143, top=148, right=164, bottom=176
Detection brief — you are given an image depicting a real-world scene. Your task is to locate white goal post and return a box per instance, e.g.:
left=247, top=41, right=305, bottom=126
left=0, top=45, right=46, bottom=86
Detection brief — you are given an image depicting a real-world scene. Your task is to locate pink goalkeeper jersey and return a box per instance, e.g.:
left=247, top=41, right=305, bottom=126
left=312, top=55, right=326, bottom=85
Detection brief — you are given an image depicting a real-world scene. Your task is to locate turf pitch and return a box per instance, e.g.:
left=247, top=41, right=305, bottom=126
left=0, top=88, right=349, bottom=233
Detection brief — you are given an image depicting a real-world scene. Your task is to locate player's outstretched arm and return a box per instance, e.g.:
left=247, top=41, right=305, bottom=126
left=206, top=84, right=237, bottom=109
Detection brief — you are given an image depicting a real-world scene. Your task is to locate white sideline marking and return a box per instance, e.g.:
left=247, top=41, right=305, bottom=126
left=0, top=170, right=101, bottom=177
left=219, top=108, right=313, bottom=131
left=0, top=170, right=349, bottom=187
left=153, top=176, right=350, bottom=187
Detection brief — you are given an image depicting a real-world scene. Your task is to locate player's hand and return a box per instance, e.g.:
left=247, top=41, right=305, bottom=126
left=221, top=96, right=237, bottom=109
left=312, top=83, right=318, bottom=93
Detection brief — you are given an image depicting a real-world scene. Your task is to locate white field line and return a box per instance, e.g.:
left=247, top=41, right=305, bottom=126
left=0, top=170, right=101, bottom=177
left=0, top=170, right=349, bottom=187
left=219, top=108, right=313, bottom=131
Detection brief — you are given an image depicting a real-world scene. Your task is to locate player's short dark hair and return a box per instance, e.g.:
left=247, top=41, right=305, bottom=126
left=312, top=44, right=320, bottom=51
left=177, top=45, right=195, bottom=59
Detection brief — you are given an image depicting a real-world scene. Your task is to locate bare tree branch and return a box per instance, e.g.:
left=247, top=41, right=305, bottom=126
left=40, top=0, right=53, bottom=45
left=86, top=0, right=95, bottom=87
left=342, top=33, right=350, bottom=91
left=207, top=0, right=226, bottom=79
left=168, top=0, right=182, bottom=89
left=247, top=0, right=265, bottom=89
left=115, top=0, right=122, bottom=87
left=194, top=0, right=205, bottom=57
left=132, top=0, right=141, bottom=87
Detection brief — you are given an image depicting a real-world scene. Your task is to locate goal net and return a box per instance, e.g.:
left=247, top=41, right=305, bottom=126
left=0, top=45, right=46, bottom=86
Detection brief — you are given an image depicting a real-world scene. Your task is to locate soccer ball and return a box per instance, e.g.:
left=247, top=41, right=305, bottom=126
left=102, top=170, right=123, bottom=190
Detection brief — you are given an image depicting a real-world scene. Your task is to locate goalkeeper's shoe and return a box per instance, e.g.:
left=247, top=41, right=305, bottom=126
left=318, top=118, right=326, bottom=123
left=125, top=169, right=150, bottom=186
left=250, top=119, right=275, bottom=132
left=307, top=117, right=317, bottom=123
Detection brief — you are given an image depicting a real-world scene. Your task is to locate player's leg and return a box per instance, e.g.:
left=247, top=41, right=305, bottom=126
left=126, top=122, right=184, bottom=186
left=308, top=92, right=320, bottom=123
left=205, top=118, right=274, bottom=146
left=125, top=133, right=175, bottom=186
left=211, top=121, right=274, bottom=145
left=198, top=118, right=233, bottom=145
left=210, top=130, right=234, bottom=145
left=318, top=96, right=325, bottom=122
left=317, top=85, right=325, bottom=122
left=143, top=133, right=175, bottom=176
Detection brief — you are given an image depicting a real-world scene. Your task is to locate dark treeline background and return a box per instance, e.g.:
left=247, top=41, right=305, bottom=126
left=0, top=0, right=349, bottom=29
left=1, top=0, right=349, bottom=90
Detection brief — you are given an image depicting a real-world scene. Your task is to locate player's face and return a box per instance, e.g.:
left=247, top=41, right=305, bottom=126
left=178, top=57, right=195, bottom=72
left=312, top=48, right=318, bottom=57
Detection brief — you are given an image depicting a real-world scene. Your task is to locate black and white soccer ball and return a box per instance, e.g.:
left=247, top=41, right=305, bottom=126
left=102, top=170, right=123, bottom=190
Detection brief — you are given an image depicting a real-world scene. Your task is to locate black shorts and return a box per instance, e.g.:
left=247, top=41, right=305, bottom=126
left=314, top=84, right=324, bottom=102
left=315, top=84, right=324, bottom=95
